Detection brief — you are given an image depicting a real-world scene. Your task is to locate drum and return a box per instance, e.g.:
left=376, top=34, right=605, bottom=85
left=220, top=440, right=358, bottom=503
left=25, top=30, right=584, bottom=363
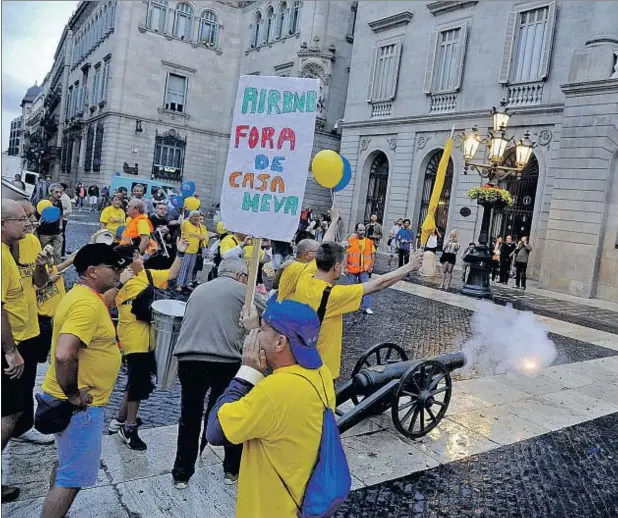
left=151, top=299, right=186, bottom=390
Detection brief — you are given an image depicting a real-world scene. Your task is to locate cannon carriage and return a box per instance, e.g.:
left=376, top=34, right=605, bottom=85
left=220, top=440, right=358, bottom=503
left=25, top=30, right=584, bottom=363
left=335, top=343, right=465, bottom=440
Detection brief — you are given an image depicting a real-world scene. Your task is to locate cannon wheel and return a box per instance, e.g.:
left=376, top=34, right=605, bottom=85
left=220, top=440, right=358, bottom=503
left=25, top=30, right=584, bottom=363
left=351, top=343, right=408, bottom=405
left=391, top=360, right=452, bottom=439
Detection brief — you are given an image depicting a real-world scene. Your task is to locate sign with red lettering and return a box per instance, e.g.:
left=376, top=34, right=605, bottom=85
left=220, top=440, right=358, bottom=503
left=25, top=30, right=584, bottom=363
left=220, top=75, right=319, bottom=241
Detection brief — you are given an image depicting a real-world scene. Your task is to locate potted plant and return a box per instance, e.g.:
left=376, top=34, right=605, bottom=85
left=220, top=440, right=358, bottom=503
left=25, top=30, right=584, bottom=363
left=468, top=184, right=513, bottom=207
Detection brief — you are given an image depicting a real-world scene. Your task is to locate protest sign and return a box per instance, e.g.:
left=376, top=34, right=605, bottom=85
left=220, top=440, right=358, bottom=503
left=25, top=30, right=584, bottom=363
left=220, top=75, right=319, bottom=242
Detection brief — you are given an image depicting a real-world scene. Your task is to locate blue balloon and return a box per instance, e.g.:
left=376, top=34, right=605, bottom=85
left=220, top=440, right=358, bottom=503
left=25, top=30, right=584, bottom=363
left=180, top=180, right=196, bottom=197
left=40, top=206, right=61, bottom=223
left=117, top=225, right=126, bottom=238
left=114, top=172, right=121, bottom=176
left=171, top=195, right=184, bottom=208
left=332, top=156, right=352, bottom=193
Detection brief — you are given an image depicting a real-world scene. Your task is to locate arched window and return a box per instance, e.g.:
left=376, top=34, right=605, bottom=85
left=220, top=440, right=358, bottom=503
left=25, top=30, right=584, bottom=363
left=417, top=150, right=454, bottom=241
left=276, top=2, right=287, bottom=39
left=250, top=12, right=262, bottom=48
left=147, top=0, right=168, bottom=33
left=173, top=3, right=194, bottom=40
left=265, top=7, right=274, bottom=43
left=95, top=14, right=101, bottom=41
left=364, top=152, right=389, bottom=222
left=199, top=10, right=219, bottom=47
left=289, top=1, right=300, bottom=35
left=109, top=1, right=116, bottom=29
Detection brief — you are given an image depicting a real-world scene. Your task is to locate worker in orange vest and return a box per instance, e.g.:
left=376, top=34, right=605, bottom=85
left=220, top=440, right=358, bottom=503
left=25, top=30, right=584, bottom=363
left=346, top=223, right=376, bottom=315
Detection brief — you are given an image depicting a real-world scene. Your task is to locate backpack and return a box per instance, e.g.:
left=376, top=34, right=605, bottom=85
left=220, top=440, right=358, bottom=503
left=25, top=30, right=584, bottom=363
left=274, top=371, right=351, bottom=518
left=130, top=270, right=155, bottom=322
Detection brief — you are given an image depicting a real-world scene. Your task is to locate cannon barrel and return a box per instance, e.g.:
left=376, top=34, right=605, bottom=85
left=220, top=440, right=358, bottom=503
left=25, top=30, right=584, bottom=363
left=351, top=351, right=466, bottom=395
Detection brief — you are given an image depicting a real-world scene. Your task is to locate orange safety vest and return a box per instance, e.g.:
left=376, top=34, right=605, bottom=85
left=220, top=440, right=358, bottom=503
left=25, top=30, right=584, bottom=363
left=120, top=214, right=158, bottom=253
left=346, top=236, right=374, bottom=274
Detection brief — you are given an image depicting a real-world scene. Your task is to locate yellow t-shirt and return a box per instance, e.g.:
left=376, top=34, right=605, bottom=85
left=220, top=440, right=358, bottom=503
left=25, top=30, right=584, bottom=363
left=125, top=216, right=152, bottom=236
left=1, top=242, right=36, bottom=342
left=293, top=264, right=364, bottom=377
left=219, top=365, right=335, bottom=518
left=37, top=266, right=67, bottom=317
left=219, top=234, right=240, bottom=255
left=17, top=233, right=42, bottom=337
left=277, top=261, right=310, bottom=301
left=116, top=269, right=170, bottom=355
left=100, top=206, right=126, bottom=235
left=42, top=285, right=121, bottom=406
left=181, top=220, right=208, bottom=254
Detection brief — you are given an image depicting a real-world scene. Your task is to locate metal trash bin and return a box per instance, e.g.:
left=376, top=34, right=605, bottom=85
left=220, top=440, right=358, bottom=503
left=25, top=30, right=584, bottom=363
left=151, top=299, right=186, bottom=390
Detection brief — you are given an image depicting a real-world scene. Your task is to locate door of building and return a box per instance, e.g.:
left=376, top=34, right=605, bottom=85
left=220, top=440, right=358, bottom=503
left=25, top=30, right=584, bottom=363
left=364, top=152, right=389, bottom=223
left=417, top=150, right=454, bottom=244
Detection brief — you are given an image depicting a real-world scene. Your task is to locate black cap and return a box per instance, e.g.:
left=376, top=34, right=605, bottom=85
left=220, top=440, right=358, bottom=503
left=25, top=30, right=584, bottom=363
left=113, top=244, right=139, bottom=263
left=73, top=244, right=127, bottom=274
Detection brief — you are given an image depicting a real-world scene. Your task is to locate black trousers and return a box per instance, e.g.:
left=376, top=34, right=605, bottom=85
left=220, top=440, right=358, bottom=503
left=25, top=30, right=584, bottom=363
left=499, top=261, right=511, bottom=284
left=172, top=360, right=242, bottom=481
left=398, top=249, right=410, bottom=268
left=11, top=336, right=42, bottom=437
left=515, top=262, right=528, bottom=289
left=491, top=260, right=500, bottom=281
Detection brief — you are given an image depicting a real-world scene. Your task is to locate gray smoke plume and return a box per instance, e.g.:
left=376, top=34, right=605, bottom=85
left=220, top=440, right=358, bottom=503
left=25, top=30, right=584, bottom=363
left=461, top=302, right=557, bottom=377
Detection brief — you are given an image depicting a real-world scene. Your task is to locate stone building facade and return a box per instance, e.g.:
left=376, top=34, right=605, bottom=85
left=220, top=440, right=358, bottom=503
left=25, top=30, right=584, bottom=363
left=8, top=117, right=22, bottom=157
left=338, top=0, right=618, bottom=302
left=42, top=0, right=353, bottom=212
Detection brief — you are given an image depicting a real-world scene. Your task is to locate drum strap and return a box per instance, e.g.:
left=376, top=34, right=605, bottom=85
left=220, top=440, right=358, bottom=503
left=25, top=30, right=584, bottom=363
left=317, top=286, right=332, bottom=324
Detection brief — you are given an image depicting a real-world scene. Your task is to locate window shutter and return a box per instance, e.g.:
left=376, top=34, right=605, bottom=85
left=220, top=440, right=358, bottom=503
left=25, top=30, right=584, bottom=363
left=367, top=45, right=378, bottom=102
left=423, top=32, right=438, bottom=94
left=453, top=22, right=468, bottom=91
left=387, top=40, right=403, bottom=100
left=249, top=23, right=254, bottom=47
left=540, top=1, right=557, bottom=79
left=498, top=12, right=517, bottom=84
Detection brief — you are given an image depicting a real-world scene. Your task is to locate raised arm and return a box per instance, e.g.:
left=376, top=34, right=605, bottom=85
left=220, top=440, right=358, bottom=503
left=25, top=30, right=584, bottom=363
left=363, top=252, right=423, bottom=295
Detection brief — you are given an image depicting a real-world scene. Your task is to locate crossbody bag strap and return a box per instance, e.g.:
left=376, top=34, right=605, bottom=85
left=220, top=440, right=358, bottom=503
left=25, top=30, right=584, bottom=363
left=317, top=286, right=332, bottom=324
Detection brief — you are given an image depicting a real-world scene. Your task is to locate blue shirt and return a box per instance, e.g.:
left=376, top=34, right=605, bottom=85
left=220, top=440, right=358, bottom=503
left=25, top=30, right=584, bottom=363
left=395, top=228, right=414, bottom=252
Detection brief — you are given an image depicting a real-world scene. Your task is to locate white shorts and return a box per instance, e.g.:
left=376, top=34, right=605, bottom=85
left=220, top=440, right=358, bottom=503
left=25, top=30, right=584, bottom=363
left=89, top=196, right=98, bottom=205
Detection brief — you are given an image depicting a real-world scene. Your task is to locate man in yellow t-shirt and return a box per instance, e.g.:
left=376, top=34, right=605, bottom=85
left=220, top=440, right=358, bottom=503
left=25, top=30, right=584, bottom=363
left=40, top=244, right=127, bottom=518
left=206, top=300, right=336, bottom=518
left=99, top=195, right=126, bottom=239
left=105, top=238, right=188, bottom=450
left=275, top=239, right=319, bottom=301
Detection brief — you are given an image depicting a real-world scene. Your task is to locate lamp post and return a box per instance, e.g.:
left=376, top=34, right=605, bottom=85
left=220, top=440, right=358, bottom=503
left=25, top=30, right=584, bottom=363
left=460, top=100, right=536, bottom=298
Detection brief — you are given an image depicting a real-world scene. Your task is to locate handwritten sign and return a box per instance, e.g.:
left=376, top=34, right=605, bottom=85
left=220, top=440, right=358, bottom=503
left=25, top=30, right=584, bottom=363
left=220, top=75, right=319, bottom=242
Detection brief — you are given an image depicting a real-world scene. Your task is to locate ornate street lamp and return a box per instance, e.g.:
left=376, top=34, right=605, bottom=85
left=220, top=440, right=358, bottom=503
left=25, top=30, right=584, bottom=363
left=459, top=100, right=536, bottom=298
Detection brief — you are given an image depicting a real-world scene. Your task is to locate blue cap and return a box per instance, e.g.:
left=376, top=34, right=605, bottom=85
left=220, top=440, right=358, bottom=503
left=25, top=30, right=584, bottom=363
left=262, top=299, right=322, bottom=369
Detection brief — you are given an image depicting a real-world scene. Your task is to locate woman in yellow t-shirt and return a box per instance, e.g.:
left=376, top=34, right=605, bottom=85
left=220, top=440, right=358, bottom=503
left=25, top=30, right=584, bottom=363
left=177, top=211, right=208, bottom=291
left=100, top=195, right=127, bottom=241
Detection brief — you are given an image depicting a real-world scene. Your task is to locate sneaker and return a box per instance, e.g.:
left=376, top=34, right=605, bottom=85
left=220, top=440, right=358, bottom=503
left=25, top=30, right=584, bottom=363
left=13, top=428, right=54, bottom=445
left=173, top=478, right=188, bottom=490
left=119, top=425, right=147, bottom=451
left=364, top=308, right=374, bottom=315
left=108, top=417, right=142, bottom=434
left=224, top=472, right=239, bottom=485
left=1, top=485, right=20, bottom=503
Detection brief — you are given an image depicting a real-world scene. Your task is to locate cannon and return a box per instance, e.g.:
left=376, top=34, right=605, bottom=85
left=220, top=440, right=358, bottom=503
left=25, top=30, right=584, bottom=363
left=336, top=343, right=466, bottom=440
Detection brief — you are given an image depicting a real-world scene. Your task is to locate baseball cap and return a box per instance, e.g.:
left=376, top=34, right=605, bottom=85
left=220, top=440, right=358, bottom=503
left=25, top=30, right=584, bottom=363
left=262, top=299, right=322, bottom=369
left=73, top=244, right=127, bottom=274
left=113, top=244, right=139, bottom=263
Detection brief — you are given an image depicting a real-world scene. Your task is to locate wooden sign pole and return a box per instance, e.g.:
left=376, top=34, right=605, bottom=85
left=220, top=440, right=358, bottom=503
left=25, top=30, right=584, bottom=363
left=244, top=237, right=263, bottom=311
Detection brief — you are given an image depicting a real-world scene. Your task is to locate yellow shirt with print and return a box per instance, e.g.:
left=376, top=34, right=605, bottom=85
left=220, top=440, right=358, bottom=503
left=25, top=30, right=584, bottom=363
left=181, top=220, right=208, bottom=254
left=42, top=285, right=121, bottom=406
left=37, top=266, right=67, bottom=317
left=1, top=243, right=37, bottom=342
left=292, top=263, right=363, bottom=377
left=16, top=233, right=42, bottom=337
left=219, top=364, right=335, bottom=518
left=100, top=206, right=126, bottom=235
left=219, top=234, right=240, bottom=255
left=277, top=260, right=310, bottom=301
left=116, top=269, right=170, bottom=355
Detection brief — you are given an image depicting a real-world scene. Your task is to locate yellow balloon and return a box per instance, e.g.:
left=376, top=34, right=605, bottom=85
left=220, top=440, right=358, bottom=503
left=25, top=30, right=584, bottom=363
left=184, top=196, right=201, bottom=211
left=312, top=150, right=344, bottom=189
left=37, top=200, right=53, bottom=214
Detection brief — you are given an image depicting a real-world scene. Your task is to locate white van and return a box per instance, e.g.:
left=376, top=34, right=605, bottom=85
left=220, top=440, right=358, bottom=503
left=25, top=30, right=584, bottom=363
left=1, top=156, right=39, bottom=197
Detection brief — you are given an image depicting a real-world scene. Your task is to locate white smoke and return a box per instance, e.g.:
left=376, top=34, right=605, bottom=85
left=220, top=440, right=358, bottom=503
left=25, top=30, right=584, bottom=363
left=461, top=302, right=557, bottom=377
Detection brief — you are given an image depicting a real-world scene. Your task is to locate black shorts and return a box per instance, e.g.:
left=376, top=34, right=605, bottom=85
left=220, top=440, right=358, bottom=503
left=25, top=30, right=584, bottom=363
left=1, top=336, right=39, bottom=417
left=125, top=352, right=156, bottom=402
left=440, top=252, right=457, bottom=265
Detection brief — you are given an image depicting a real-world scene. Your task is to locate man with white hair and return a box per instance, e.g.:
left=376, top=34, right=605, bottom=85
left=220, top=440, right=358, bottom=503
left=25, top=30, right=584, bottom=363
left=120, top=199, right=153, bottom=255
left=273, top=238, right=319, bottom=300
left=171, top=257, right=265, bottom=488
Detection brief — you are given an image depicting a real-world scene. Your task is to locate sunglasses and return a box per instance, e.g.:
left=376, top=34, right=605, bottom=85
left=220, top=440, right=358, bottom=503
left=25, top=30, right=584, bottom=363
left=4, top=217, right=29, bottom=222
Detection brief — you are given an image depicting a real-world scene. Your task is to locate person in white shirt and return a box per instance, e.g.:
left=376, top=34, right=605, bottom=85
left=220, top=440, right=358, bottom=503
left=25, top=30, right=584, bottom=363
left=425, top=228, right=441, bottom=254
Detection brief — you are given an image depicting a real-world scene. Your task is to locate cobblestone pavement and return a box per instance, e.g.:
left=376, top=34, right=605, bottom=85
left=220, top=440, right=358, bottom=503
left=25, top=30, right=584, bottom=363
left=373, top=253, right=618, bottom=335
left=336, top=412, right=618, bottom=518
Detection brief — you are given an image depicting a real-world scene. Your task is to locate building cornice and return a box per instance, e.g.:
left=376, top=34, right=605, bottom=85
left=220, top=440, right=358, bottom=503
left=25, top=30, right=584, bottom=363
left=342, top=103, right=564, bottom=130
left=426, top=1, right=478, bottom=16
left=560, top=79, right=618, bottom=96
left=368, top=11, right=413, bottom=33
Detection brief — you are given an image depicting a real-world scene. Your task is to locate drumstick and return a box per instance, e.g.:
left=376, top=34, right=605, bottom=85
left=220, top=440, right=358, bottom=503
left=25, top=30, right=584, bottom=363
left=157, top=228, right=170, bottom=258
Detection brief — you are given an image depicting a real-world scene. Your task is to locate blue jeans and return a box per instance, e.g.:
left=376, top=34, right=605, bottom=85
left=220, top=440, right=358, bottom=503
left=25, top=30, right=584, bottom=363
left=349, top=272, right=371, bottom=310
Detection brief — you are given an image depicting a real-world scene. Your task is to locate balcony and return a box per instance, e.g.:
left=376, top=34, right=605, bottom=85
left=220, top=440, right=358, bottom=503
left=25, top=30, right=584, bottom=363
left=371, top=101, right=393, bottom=119
left=507, top=83, right=543, bottom=107
left=430, top=93, right=457, bottom=113
left=152, top=165, right=182, bottom=182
